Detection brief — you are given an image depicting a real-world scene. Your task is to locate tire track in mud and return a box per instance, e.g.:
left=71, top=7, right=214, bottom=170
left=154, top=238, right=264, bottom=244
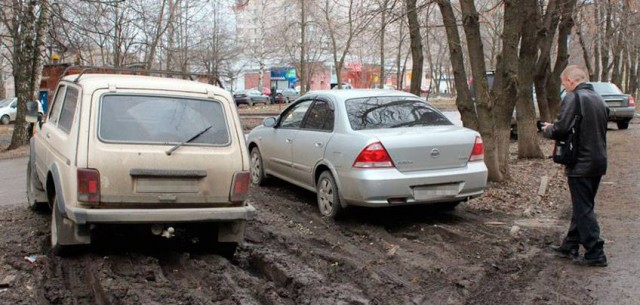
left=244, top=185, right=490, bottom=304
left=1, top=165, right=593, bottom=305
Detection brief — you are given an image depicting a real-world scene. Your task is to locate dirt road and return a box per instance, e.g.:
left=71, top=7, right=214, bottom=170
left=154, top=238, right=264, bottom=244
left=0, top=119, right=637, bottom=304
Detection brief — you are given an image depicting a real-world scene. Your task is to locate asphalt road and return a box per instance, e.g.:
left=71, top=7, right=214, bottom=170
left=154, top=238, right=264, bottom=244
left=0, top=157, right=27, bottom=207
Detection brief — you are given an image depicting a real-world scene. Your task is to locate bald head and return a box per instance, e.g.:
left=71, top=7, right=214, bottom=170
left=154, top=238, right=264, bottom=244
left=561, top=65, right=588, bottom=92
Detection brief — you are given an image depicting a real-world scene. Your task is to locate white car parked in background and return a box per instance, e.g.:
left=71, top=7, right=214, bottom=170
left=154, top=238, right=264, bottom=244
left=0, top=97, right=44, bottom=124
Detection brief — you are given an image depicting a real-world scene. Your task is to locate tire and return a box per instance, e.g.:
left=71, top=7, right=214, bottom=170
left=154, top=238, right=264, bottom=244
left=250, top=147, right=268, bottom=185
left=316, top=171, right=344, bottom=219
left=617, top=120, right=630, bottom=130
left=0, top=115, right=9, bottom=125
left=26, top=161, right=47, bottom=212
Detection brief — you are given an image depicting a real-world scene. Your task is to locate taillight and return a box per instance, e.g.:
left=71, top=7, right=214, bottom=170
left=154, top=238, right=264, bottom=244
left=469, top=136, right=484, bottom=162
left=230, top=171, right=250, bottom=202
left=353, top=142, right=394, bottom=168
left=629, top=96, right=635, bottom=107
left=77, top=168, right=100, bottom=203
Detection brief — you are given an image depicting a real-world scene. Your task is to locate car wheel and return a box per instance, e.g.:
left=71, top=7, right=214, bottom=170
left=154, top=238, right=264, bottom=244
left=250, top=147, right=268, bottom=185
left=26, top=161, right=47, bottom=212
left=0, top=115, right=9, bottom=125
left=316, top=171, right=344, bottom=219
left=617, top=120, right=630, bottom=130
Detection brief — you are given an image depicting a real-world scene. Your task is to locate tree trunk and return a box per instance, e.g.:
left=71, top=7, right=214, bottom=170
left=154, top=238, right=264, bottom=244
left=533, top=0, right=560, bottom=124
left=547, top=0, right=577, bottom=120
left=460, top=0, right=503, bottom=182
left=576, top=24, right=594, bottom=80
left=146, top=0, right=173, bottom=70
left=9, top=0, right=49, bottom=150
left=628, top=42, right=638, bottom=98
left=379, top=0, right=388, bottom=87
left=492, top=0, right=523, bottom=178
left=396, top=17, right=404, bottom=88
left=611, top=34, right=623, bottom=88
left=600, top=1, right=611, bottom=82
left=435, top=0, right=478, bottom=131
left=0, top=54, right=5, bottom=99
left=405, top=0, right=423, bottom=95
left=516, top=0, right=544, bottom=159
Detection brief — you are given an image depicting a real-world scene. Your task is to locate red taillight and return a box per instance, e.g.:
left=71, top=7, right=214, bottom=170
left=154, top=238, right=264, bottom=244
left=230, top=171, right=250, bottom=202
left=353, top=142, right=394, bottom=168
left=469, top=136, right=484, bottom=162
left=629, top=96, right=635, bottom=107
left=77, top=168, right=100, bottom=203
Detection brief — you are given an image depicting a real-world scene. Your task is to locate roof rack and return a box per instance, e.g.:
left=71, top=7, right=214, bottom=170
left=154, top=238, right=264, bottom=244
left=57, top=65, right=225, bottom=88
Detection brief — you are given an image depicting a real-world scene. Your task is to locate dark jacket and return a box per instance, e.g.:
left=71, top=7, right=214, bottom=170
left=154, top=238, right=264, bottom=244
left=543, top=82, right=608, bottom=177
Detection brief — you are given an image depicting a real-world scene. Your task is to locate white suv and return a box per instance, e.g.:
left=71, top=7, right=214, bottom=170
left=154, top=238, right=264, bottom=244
left=26, top=73, right=256, bottom=256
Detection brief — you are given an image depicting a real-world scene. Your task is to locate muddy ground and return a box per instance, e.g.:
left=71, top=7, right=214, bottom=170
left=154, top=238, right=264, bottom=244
left=0, top=107, right=637, bottom=305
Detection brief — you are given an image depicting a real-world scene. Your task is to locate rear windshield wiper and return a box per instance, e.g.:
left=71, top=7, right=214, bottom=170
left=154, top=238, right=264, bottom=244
left=166, top=125, right=212, bottom=156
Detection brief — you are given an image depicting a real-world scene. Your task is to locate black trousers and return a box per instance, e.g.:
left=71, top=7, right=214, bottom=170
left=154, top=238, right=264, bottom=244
left=562, top=176, right=605, bottom=258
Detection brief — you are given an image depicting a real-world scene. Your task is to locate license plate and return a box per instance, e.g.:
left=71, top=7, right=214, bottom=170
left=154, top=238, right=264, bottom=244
left=413, top=183, right=461, bottom=200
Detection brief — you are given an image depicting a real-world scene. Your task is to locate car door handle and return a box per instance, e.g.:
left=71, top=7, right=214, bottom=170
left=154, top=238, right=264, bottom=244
left=286, top=138, right=293, bottom=143
left=315, top=142, right=323, bottom=148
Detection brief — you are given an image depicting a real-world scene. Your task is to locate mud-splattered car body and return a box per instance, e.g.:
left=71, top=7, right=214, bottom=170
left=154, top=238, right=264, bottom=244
left=246, top=90, right=488, bottom=218
left=26, top=73, right=256, bottom=256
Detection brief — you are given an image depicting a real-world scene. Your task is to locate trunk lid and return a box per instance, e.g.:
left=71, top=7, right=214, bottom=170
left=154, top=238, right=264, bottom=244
left=600, top=94, right=629, bottom=108
left=358, top=126, right=478, bottom=172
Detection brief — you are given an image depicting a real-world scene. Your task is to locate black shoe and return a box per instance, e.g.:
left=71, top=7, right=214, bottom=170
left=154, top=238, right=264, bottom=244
left=572, top=256, right=608, bottom=267
left=551, top=245, right=579, bottom=259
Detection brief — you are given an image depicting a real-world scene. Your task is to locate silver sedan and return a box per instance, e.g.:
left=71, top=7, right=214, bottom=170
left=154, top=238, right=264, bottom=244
left=246, top=90, right=488, bottom=218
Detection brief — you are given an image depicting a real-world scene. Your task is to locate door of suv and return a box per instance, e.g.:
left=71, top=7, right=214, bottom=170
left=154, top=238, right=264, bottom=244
left=34, top=84, right=79, bottom=182
left=39, top=84, right=81, bottom=199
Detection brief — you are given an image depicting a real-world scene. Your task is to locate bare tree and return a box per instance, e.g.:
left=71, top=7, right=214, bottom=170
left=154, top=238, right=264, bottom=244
left=319, top=0, right=376, bottom=89
left=0, top=0, right=49, bottom=149
left=404, top=0, right=423, bottom=95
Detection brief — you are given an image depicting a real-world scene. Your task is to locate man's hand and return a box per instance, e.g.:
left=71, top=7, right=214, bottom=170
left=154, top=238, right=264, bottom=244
left=541, top=122, right=552, bottom=133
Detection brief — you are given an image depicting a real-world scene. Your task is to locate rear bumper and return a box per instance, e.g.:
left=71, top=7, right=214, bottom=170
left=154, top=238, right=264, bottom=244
left=338, top=162, right=488, bottom=207
left=608, top=107, right=635, bottom=121
left=65, top=204, right=257, bottom=225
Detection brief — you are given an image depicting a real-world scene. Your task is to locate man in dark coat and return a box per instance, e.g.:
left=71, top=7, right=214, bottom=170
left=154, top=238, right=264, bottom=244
left=541, top=65, right=609, bottom=267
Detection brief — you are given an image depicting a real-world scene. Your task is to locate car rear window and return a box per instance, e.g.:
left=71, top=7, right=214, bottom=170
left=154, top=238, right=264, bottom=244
left=99, top=94, right=230, bottom=145
left=591, top=83, right=623, bottom=95
left=346, top=97, right=452, bottom=130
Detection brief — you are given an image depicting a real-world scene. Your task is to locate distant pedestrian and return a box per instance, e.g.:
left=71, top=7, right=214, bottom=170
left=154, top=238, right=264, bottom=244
left=541, top=65, right=609, bottom=267
left=271, top=86, right=277, bottom=104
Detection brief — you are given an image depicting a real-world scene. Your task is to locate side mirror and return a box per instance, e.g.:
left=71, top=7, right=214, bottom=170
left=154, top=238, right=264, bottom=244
left=262, top=117, right=277, bottom=127
left=25, top=101, right=40, bottom=123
